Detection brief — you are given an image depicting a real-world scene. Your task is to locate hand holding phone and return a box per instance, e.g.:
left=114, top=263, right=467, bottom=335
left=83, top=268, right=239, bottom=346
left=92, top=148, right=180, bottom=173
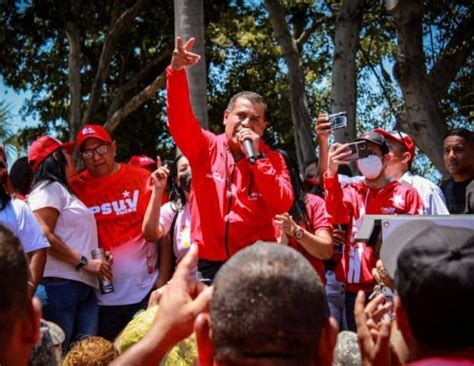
left=345, top=140, right=369, bottom=161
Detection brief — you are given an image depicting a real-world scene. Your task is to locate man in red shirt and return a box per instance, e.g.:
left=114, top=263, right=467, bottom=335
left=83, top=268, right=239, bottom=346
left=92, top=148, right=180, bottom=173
left=167, top=37, right=294, bottom=281
left=324, top=131, right=424, bottom=331
left=69, top=125, right=158, bottom=341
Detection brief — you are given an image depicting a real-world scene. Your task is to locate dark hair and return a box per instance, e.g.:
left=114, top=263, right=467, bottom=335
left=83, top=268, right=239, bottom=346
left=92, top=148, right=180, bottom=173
left=168, top=154, right=187, bottom=211
left=0, top=186, right=11, bottom=211
left=211, top=243, right=328, bottom=365
left=32, top=148, right=71, bottom=192
left=10, top=157, right=33, bottom=197
left=226, top=91, right=269, bottom=121
left=0, top=225, right=28, bottom=355
left=278, top=150, right=309, bottom=227
left=444, top=128, right=474, bottom=144
left=0, top=145, right=10, bottom=210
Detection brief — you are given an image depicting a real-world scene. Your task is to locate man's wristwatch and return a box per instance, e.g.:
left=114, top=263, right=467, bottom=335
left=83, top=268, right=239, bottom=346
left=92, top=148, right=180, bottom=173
left=293, top=227, right=304, bottom=241
left=76, top=255, right=88, bottom=271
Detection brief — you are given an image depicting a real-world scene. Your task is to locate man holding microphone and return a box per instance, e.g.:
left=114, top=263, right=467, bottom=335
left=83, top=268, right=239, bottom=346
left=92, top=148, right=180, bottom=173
left=166, top=37, right=294, bottom=281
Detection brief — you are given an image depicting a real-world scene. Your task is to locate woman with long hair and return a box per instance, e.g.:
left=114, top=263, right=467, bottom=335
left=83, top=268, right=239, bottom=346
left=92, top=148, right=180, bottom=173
left=274, top=150, right=333, bottom=283
left=142, top=154, right=193, bottom=285
left=0, top=144, right=48, bottom=296
left=27, top=136, right=112, bottom=350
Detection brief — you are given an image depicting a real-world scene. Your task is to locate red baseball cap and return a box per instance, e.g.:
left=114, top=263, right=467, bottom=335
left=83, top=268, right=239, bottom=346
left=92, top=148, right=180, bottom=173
left=28, top=136, right=76, bottom=173
left=76, top=124, right=112, bottom=149
left=128, top=155, right=156, bottom=170
left=374, top=128, right=416, bottom=163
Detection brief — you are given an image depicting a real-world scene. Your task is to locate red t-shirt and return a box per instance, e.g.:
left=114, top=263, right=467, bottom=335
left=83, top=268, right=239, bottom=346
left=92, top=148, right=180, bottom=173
left=275, top=193, right=332, bottom=283
left=69, top=164, right=152, bottom=251
left=324, top=175, right=424, bottom=292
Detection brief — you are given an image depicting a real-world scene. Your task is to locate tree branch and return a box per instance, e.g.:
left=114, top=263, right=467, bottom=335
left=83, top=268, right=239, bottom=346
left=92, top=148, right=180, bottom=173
left=65, top=20, right=82, bottom=140
left=106, top=46, right=172, bottom=119
left=296, top=15, right=331, bottom=48
left=81, top=0, right=150, bottom=126
left=428, top=8, right=474, bottom=99
left=103, top=71, right=166, bottom=133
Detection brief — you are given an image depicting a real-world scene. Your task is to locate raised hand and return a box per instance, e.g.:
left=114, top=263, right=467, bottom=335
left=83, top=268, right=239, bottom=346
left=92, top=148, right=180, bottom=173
left=316, top=113, right=332, bottom=142
left=150, top=166, right=169, bottom=193
left=171, top=37, right=201, bottom=71
left=327, top=143, right=351, bottom=177
left=355, top=291, right=392, bottom=366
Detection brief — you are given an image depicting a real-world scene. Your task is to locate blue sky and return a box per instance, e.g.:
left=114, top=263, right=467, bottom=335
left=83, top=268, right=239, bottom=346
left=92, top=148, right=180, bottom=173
left=0, top=78, right=38, bottom=132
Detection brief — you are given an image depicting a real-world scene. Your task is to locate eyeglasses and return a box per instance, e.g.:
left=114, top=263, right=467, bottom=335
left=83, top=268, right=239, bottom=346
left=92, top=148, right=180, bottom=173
left=80, top=144, right=110, bottom=160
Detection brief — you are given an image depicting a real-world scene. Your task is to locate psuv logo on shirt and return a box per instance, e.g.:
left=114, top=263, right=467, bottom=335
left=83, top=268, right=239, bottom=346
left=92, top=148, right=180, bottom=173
left=89, top=190, right=139, bottom=216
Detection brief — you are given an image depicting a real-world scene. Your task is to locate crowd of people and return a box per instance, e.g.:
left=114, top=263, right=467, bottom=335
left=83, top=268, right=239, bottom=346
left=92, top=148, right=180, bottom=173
left=0, top=36, right=473, bottom=365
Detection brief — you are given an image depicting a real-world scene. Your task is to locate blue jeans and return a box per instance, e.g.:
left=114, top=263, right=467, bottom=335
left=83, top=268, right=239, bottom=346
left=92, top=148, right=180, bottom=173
left=36, top=278, right=98, bottom=350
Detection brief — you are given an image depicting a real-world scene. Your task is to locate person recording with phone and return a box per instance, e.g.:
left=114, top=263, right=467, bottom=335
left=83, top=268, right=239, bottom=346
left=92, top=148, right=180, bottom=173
left=166, top=37, right=293, bottom=282
left=323, top=131, right=424, bottom=332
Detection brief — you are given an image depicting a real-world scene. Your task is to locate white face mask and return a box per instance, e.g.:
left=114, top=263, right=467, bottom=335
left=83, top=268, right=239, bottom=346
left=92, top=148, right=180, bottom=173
left=357, top=155, right=383, bottom=180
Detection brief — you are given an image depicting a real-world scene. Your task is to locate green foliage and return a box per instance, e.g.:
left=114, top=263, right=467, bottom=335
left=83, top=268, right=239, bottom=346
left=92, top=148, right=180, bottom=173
left=0, top=0, right=471, bottom=174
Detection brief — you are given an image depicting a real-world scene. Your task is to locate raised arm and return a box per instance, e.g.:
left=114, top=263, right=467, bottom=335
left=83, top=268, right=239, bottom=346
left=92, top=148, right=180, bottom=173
left=166, top=37, right=211, bottom=161
left=142, top=166, right=169, bottom=242
left=324, top=143, right=353, bottom=224
left=315, top=113, right=332, bottom=184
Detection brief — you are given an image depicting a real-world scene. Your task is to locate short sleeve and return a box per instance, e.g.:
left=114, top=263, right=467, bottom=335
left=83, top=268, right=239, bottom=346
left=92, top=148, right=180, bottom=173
left=307, top=194, right=332, bottom=232
left=12, top=199, right=49, bottom=253
left=159, top=202, right=178, bottom=236
left=28, top=182, right=66, bottom=213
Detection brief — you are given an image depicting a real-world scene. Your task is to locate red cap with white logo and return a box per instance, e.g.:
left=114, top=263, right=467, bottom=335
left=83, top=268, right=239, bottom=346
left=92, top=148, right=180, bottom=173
left=76, top=124, right=112, bottom=149
left=374, top=128, right=416, bottom=163
left=28, top=136, right=76, bottom=173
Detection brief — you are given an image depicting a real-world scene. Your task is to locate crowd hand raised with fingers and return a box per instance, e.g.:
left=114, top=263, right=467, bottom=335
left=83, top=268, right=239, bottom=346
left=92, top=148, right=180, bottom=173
left=327, top=143, right=352, bottom=177
left=151, top=166, right=169, bottom=193
left=151, top=244, right=212, bottom=349
left=355, top=291, right=396, bottom=366
left=171, top=37, right=201, bottom=71
left=316, top=113, right=332, bottom=142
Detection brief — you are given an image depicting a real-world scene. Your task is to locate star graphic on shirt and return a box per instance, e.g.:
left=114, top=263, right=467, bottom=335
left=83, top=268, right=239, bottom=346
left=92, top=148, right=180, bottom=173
left=391, top=194, right=405, bottom=208
left=122, top=190, right=130, bottom=198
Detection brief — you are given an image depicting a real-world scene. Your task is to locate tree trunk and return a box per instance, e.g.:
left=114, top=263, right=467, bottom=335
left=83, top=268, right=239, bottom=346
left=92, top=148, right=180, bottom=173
left=65, top=20, right=82, bottom=140
left=387, top=0, right=448, bottom=175
left=174, top=0, right=208, bottom=128
left=264, top=0, right=316, bottom=170
left=330, top=0, right=365, bottom=144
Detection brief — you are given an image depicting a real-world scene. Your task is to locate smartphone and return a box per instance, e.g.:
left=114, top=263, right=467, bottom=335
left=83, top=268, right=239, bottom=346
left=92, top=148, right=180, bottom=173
left=346, top=140, right=369, bottom=161
left=328, top=112, right=348, bottom=130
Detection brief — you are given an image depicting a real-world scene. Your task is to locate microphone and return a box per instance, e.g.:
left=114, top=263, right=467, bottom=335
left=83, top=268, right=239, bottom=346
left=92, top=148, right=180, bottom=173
left=243, top=139, right=257, bottom=162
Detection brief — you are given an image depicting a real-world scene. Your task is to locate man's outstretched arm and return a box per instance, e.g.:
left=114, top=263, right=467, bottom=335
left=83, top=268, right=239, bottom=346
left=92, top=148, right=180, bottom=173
left=166, top=37, right=211, bottom=161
